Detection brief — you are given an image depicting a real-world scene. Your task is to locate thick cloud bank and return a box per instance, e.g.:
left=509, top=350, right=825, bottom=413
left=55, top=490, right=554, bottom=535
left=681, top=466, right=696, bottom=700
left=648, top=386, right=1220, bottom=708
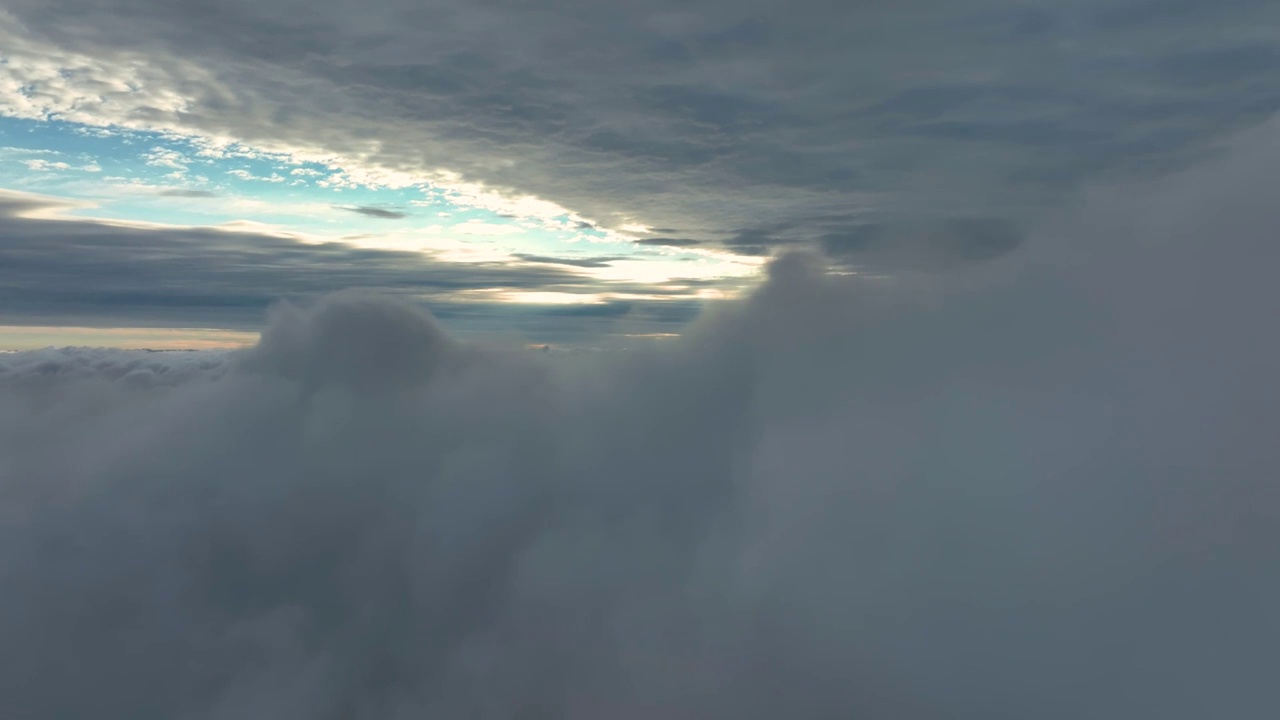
left=3, top=135, right=1279, bottom=718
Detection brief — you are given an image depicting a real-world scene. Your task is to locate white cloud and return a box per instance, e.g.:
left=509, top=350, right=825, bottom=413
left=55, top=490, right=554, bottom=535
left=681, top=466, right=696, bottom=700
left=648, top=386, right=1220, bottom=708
left=227, top=168, right=284, bottom=182
left=1, top=146, right=59, bottom=155
left=143, top=146, right=188, bottom=171
left=22, top=158, right=71, bottom=171
left=19, top=156, right=101, bottom=172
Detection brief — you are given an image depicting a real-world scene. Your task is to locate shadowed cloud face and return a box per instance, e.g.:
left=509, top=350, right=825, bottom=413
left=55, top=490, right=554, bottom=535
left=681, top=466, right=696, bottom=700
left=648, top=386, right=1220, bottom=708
left=819, top=217, right=1027, bottom=270
left=510, top=253, right=625, bottom=268
left=1, top=128, right=1278, bottom=717
left=342, top=206, right=410, bottom=219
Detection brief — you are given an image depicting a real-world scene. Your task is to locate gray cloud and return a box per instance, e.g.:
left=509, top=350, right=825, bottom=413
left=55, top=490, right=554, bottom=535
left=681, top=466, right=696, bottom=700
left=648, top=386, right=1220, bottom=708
left=633, top=237, right=702, bottom=248
left=0, top=193, right=705, bottom=343
left=6, top=0, right=1280, bottom=257
left=2, top=132, right=1280, bottom=717
left=819, top=217, right=1026, bottom=269
left=158, top=188, right=219, bottom=198
left=341, top=206, right=410, bottom=219
left=511, top=253, right=624, bottom=268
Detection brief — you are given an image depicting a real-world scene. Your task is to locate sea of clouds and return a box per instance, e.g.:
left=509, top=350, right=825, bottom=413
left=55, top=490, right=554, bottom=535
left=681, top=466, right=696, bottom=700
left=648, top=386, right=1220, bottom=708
left=2, top=128, right=1278, bottom=718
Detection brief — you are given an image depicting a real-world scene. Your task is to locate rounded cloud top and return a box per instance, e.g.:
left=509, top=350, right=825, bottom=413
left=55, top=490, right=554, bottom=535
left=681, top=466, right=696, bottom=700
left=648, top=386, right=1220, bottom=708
left=243, top=291, right=456, bottom=391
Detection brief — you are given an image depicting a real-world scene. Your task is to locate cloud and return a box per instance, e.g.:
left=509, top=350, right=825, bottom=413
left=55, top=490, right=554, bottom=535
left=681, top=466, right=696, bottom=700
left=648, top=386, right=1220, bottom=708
left=0, top=188, right=95, bottom=218
left=143, top=146, right=189, bottom=171
left=158, top=188, right=218, bottom=198
left=0, top=344, right=233, bottom=389
left=0, top=191, right=708, bottom=342
left=818, top=217, right=1026, bottom=270
left=4, top=2, right=1280, bottom=256
left=22, top=158, right=72, bottom=171
left=2, top=124, right=1279, bottom=717
left=1, top=146, right=60, bottom=155
left=5, top=147, right=99, bottom=170
left=228, top=168, right=286, bottom=182
left=511, top=253, right=623, bottom=268
left=633, top=237, right=703, bottom=248
left=341, top=205, right=410, bottom=219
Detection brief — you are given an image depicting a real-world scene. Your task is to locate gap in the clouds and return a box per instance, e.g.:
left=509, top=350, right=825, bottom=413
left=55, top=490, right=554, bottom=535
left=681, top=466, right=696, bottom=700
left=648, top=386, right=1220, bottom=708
left=0, top=115, right=559, bottom=237
left=0, top=113, right=761, bottom=349
left=0, top=115, right=747, bottom=264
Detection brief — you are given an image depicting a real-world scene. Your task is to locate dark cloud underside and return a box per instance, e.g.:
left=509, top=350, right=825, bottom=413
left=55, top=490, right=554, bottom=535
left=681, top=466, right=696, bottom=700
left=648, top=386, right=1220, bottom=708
left=341, top=206, right=410, bottom=219
left=511, top=253, right=625, bottom=268
left=158, top=189, right=218, bottom=198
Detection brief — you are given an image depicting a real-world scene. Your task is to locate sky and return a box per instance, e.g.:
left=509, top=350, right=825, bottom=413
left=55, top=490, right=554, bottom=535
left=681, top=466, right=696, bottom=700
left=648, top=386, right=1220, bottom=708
left=3, top=2, right=1280, bottom=718
left=4, top=0, right=1280, bottom=346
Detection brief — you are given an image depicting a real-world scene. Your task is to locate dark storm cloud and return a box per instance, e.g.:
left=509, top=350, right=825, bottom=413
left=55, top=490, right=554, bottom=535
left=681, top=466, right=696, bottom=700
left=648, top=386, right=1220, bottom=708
left=341, top=205, right=410, bottom=219
left=7, top=0, right=1280, bottom=255
left=0, top=193, right=700, bottom=340
left=3, top=132, right=1280, bottom=717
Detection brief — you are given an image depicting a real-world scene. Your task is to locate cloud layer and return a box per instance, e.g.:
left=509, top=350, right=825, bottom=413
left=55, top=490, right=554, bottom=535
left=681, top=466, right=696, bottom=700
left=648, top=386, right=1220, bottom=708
left=2, top=132, right=1278, bottom=717
left=0, top=191, right=708, bottom=343
left=6, top=1, right=1280, bottom=255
